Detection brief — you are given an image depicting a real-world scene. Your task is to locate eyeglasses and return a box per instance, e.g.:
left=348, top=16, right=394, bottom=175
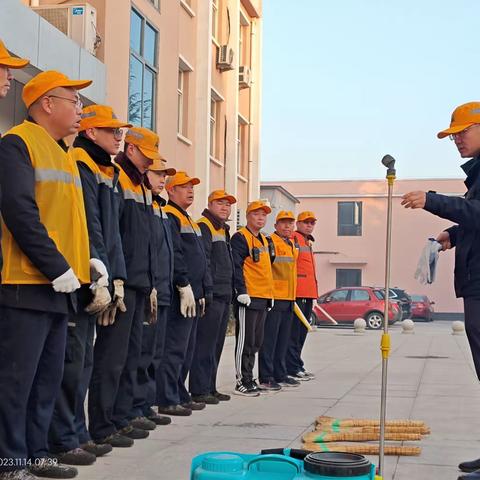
left=449, top=124, right=480, bottom=141
left=101, top=127, right=124, bottom=139
left=46, top=95, right=83, bottom=109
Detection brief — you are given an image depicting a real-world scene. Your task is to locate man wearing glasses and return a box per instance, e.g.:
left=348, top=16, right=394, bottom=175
left=0, top=70, right=92, bottom=479
left=402, top=102, right=480, bottom=479
left=49, top=105, right=131, bottom=466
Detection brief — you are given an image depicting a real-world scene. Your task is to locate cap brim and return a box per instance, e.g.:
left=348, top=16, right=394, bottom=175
left=249, top=206, right=272, bottom=214
left=60, top=79, right=92, bottom=91
left=437, top=123, right=474, bottom=139
left=211, top=195, right=237, bottom=204
left=138, top=145, right=160, bottom=161
left=150, top=166, right=177, bottom=176
left=299, top=217, right=316, bottom=222
left=0, top=56, right=29, bottom=68
left=277, top=216, right=295, bottom=221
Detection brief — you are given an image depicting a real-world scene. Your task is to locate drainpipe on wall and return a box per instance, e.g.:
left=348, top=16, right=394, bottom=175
left=247, top=19, right=255, bottom=203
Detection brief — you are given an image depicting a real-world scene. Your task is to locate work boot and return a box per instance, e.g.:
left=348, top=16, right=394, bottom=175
left=0, top=470, right=38, bottom=480
left=52, top=448, right=96, bottom=466
left=80, top=441, right=112, bottom=457
left=119, top=425, right=149, bottom=440
left=259, top=380, right=282, bottom=392
left=213, top=391, right=231, bottom=401
left=147, top=412, right=172, bottom=425
left=278, top=376, right=301, bottom=388
left=182, top=401, right=206, bottom=411
left=130, top=416, right=156, bottom=431
left=191, top=394, right=220, bottom=405
left=95, top=432, right=133, bottom=448
left=28, top=459, right=77, bottom=479
left=460, top=459, right=480, bottom=473
left=158, top=404, right=192, bottom=416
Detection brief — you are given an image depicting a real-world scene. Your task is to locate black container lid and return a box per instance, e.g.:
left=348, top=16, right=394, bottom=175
left=304, top=452, right=372, bottom=477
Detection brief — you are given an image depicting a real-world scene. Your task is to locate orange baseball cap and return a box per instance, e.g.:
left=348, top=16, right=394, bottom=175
left=165, top=171, right=200, bottom=191
left=247, top=200, right=272, bottom=215
left=149, top=158, right=176, bottom=176
left=437, top=102, right=480, bottom=139
left=297, top=211, right=317, bottom=222
left=22, top=70, right=92, bottom=108
left=79, top=105, right=131, bottom=132
left=208, top=190, right=237, bottom=204
left=125, top=127, right=160, bottom=160
left=276, top=210, right=295, bottom=222
left=0, top=40, right=29, bottom=68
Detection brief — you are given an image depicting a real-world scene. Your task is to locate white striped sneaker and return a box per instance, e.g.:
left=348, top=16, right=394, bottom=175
left=234, top=382, right=260, bottom=397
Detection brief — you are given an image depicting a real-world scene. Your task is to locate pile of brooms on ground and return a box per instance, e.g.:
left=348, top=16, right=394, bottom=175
left=302, top=416, right=431, bottom=456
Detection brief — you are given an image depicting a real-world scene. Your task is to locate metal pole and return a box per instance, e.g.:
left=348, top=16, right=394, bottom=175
left=378, top=155, right=396, bottom=478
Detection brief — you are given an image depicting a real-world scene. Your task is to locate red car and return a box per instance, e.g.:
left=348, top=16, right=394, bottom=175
left=410, top=294, right=434, bottom=322
left=312, top=286, right=402, bottom=330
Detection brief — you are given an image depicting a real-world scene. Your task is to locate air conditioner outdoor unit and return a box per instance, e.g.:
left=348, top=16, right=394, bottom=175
left=216, top=45, right=234, bottom=71
left=32, top=3, right=100, bottom=56
left=239, top=65, right=252, bottom=89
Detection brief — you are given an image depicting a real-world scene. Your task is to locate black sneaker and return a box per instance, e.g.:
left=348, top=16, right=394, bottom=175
left=95, top=432, right=133, bottom=448
left=80, top=441, right=112, bottom=457
left=191, top=394, right=220, bottom=405
left=302, top=370, right=316, bottom=379
left=119, top=425, right=149, bottom=439
left=158, top=404, right=192, bottom=416
left=182, top=401, right=206, bottom=411
left=213, top=391, right=231, bottom=401
left=130, top=416, right=156, bottom=431
left=0, top=470, right=38, bottom=480
left=233, top=382, right=260, bottom=397
left=52, top=448, right=96, bottom=466
left=278, top=376, right=301, bottom=387
left=147, top=412, right=172, bottom=425
left=29, top=459, right=77, bottom=479
left=259, top=380, right=282, bottom=391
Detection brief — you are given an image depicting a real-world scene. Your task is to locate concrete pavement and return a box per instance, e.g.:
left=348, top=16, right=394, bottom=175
left=82, top=321, right=479, bottom=480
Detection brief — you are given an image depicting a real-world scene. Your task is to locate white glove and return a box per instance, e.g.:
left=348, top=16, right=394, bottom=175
left=52, top=268, right=81, bottom=293
left=149, top=288, right=158, bottom=324
left=85, top=285, right=111, bottom=315
left=199, top=298, right=206, bottom=317
left=237, top=294, right=251, bottom=306
left=89, top=258, right=109, bottom=287
left=112, top=279, right=127, bottom=313
left=177, top=284, right=196, bottom=318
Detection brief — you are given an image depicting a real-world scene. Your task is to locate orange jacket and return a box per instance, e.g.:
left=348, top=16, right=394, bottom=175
left=293, top=231, right=318, bottom=299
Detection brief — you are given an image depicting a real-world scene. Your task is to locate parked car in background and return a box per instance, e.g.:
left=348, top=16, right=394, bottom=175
left=386, top=288, right=412, bottom=320
left=312, top=286, right=402, bottom=330
left=410, top=294, right=435, bottom=321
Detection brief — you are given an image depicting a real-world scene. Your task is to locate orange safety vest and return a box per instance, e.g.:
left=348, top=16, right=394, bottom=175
left=238, top=227, right=274, bottom=299
left=293, top=231, right=318, bottom=299
left=269, top=232, right=298, bottom=301
left=1, top=121, right=90, bottom=284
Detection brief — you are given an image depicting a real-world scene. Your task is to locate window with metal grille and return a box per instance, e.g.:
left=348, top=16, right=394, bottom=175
left=338, top=201, right=362, bottom=236
left=336, top=269, right=362, bottom=288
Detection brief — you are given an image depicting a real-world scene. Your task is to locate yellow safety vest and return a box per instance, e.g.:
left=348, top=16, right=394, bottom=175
left=164, top=204, right=202, bottom=236
left=72, top=147, right=117, bottom=189
left=1, top=121, right=90, bottom=284
left=238, top=227, right=274, bottom=299
left=269, top=232, right=298, bottom=301
left=197, top=216, right=226, bottom=242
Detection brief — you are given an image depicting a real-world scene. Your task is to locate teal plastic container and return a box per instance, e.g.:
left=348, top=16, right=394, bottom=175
left=190, top=449, right=375, bottom=480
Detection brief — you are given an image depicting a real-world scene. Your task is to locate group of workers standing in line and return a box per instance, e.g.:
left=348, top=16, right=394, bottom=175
left=0, top=40, right=319, bottom=480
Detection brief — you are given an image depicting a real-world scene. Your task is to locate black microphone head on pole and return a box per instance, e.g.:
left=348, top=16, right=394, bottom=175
left=381, top=154, right=396, bottom=176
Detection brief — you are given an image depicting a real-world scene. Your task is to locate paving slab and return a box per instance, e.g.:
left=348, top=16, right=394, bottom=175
left=79, top=321, right=477, bottom=479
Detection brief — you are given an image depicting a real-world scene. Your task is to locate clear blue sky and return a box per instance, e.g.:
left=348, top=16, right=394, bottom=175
left=261, top=0, right=479, bottom=181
